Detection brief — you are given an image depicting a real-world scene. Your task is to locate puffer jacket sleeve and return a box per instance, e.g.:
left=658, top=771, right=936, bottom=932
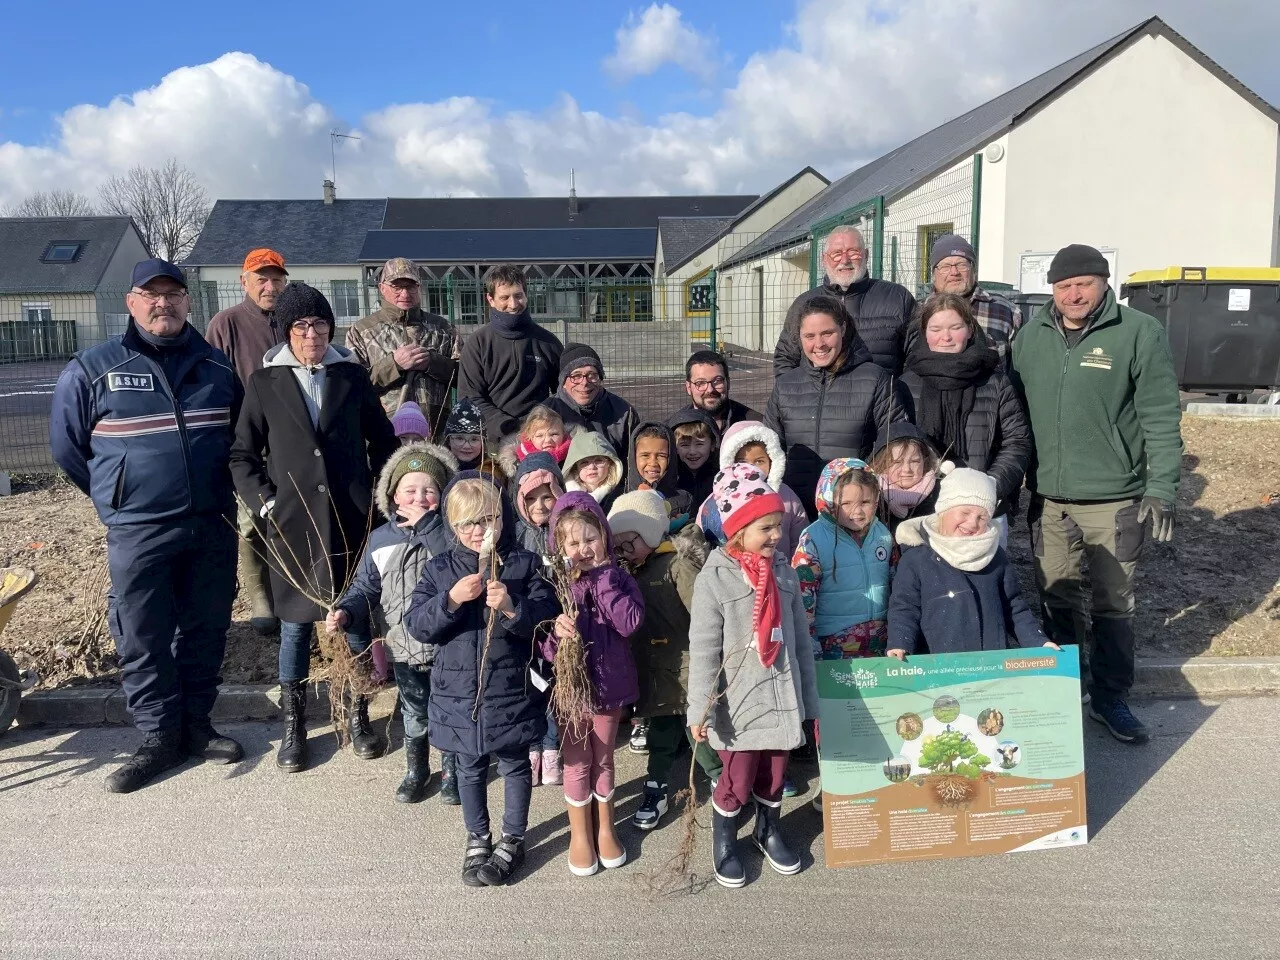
left=763, top=382, right=784, bottom=444
left=405, top=558, right=466, bottom=645
left=887, top=550, right=924, bottom=655
left=986, top=375, right=1031, bottom=505
left=869, top=370, right=912, bottom=450
left=685, top=567, right=725, bottom=729
left=592, top=566, right=645, bottom=638
left=49, top=362, right=93, bottom=494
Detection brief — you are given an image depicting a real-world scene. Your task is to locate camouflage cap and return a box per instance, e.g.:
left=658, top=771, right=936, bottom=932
left=381, top=257, right=421, bottom=284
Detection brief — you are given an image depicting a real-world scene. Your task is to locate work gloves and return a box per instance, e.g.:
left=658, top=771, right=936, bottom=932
left=1137, top=496, right=1175, bottom=543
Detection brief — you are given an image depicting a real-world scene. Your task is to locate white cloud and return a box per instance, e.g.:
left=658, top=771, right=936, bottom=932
left=0, top=1, right=1276, bottom=210
left=603, top=3, right=720, bottom=82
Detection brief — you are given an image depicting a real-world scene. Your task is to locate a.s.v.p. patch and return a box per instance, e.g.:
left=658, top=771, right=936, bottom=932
left=107, top=372, right=155, bottom=392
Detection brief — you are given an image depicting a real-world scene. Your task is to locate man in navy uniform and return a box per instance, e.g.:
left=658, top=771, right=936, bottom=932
left=51, top=258, right=245, bottom=793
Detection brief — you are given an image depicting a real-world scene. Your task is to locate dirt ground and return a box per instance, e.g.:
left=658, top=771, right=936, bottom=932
left=2, top=415, right=1277, bottom=690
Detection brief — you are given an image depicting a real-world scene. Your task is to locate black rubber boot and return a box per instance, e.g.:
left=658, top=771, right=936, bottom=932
left=462, top=832, right=492, bottom=888
left=396, top=735, right=432, bottom=803
left=184, top=717, right=244, bottom=764
left=347, top=693, right=386, bottom=759
left=105, top=729, right=187, bottom=794
left=276, top=680, right=308, bottom=773
left=439, top=752, right=461, bottom=805
left=477, top=834, right=525, bottom=887
left=752, top=800, right=801, bottom=875
left=712, top=806, right=745, bottom=888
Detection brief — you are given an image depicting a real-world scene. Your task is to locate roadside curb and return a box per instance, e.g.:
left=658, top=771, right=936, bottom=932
left=13, top=656, right=1280, bottom=729
left=1184, top=403, right=1280, bottom=418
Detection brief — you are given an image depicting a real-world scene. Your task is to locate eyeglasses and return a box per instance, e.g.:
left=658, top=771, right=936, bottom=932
left=614, top=533, right=642, bottom=555
left=825, top=249, right=866, bottom=262
left=688, top=376, right=727, bottom=391
left=934, top=260, right=972, bottom=275
left=567, top=372, right=601, bottom=385
left=289, top=320, right=331, bottom=335
left=456, top=515, right=498, bottom=535
left=130, top=289, right=188, bottom=304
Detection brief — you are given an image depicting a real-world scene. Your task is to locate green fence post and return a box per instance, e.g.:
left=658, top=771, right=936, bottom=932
left=708, top=268, right=718, bottom=349
left=808, top=231, right=819, bottom=288
left=872, top=195, right=885, bottom=280
left=445, top=274, right=456, bottom=323
left=890, top=236, right=899, bottom=284
left=969, top=152, right=983, bottom=263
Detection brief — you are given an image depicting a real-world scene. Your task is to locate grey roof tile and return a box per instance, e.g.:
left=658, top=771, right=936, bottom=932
left=658, top=217, right=737, bottom=271
left=184, top=199, right=387, bottom=266
left=359, top=228, right=658, bottom=263
left=0, top=216, right=134, bottom=293
left=382, top=195, right=756, bottom=230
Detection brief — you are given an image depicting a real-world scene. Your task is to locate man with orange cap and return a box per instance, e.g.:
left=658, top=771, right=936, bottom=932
left=207, top=248, right=290, bottom=635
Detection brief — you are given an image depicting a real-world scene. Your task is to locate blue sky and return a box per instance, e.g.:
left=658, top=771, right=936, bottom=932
left=1, top=1, right=1278, bottom=204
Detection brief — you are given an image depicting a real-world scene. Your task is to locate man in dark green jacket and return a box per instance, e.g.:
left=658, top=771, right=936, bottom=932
left=1011, top=244, right=1182, bottom=745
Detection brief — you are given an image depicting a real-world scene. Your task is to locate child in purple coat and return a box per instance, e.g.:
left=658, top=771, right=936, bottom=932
left=542, top=491, right=645, bottom=877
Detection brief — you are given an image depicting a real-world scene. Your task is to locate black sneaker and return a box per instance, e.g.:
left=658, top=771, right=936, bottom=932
left=628, top=720, right=649, bottom=754
left=461, top=832, right=492, bottom=888
left=184, top=719, right=244, bottom=764
left=477, top=834, right=525, bottom=886
left=105, top=730, right=188, bottom=794
left=631, top=781, right=669, bottom=831
left=1089, top=698, right=1149, bottom=744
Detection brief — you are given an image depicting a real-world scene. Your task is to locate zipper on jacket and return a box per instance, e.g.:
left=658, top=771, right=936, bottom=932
left=813, top=370, right=828, bottom=459
left=150, top=355, right=196, bottom=513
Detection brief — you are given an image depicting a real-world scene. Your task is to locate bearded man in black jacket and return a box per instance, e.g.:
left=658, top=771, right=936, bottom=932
left=458, top=264, right=563, bottom=441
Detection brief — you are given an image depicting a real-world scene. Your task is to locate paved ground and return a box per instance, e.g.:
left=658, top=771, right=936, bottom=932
left=1, top=697, right=1275, bottom=959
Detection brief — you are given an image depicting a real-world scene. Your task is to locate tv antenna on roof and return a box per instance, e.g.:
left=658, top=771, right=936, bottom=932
left=330, top=130, right=362, bottom=187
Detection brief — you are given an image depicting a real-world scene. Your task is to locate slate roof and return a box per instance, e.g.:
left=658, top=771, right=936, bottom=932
left=722, top=17, right=1278, bottom=269
left=658, top=217, right=737, bottom=272
left=359, top=228, right=657, bottom=263
left=0, top=216, right=138, bottom=294
left=184, top=199, right=387, bottom=266
left=381, top=195, right=757, bottom=230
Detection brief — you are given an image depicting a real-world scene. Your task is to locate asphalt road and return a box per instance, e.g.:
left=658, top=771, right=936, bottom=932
left=1, top=697, right=1275, bottom=959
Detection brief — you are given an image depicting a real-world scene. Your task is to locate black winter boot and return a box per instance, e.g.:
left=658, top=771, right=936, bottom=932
left=184, top=717, right=244, bottom=764
left=462, top=832, right=492, bottom=887
left=439, top=752, right=461, bottom=805
left=396, top=735, right=432, bottom=803
left=277, top=680, right=308, bottom=773
left=712, top=806, right=745, bottom=888
left=752, top=800, right=801, bottom=875
left=347, top=692, right=386, bottom=759
left=105, top=729, right=187, bottom=794
left=477, top=834, right=525, bottom=887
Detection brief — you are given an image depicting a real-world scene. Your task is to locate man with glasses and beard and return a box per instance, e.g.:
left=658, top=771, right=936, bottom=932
left=51, top=258, right=244, bottom=794
left=925, top=234, right=1022, bottom=365
left=673, top=349, right=760, bottom=434
left=774, top=225, right=917, bottom=376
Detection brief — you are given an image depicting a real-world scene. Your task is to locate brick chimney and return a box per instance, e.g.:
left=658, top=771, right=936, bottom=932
left=323, top=179, right=336, bottom=205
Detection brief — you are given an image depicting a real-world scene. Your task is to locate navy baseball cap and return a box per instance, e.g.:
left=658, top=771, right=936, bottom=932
left=131, top=258, right=187, bottom=289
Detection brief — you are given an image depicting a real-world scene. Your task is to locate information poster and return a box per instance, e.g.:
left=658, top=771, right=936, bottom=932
left=816, top=648, right=1086, bottom=869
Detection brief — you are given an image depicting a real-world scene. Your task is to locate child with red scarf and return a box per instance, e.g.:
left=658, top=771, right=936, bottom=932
left=686, top=463, right=818, bottom=889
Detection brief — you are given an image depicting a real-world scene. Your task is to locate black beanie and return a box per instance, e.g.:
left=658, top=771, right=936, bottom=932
left=560, top=343, right=604, bottom=381
left=1046, top=244, right=1110, bottom=285
left=274, top=282, right=336, bottom=328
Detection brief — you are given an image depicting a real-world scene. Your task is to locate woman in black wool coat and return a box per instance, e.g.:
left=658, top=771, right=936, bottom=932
left=765, top=294, right=911, bottom=518
left=230, top=282, right=397, bottom=768
left=899, top=293, right=1030, bottom=535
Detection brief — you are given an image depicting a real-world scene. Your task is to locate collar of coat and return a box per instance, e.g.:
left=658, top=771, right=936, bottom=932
left=1039, top=288, right=1120, bottom=341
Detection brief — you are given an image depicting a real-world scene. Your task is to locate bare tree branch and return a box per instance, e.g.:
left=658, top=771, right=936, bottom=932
left=98, top=159, right=211, bottom=262
left=2, top=190, right=97, bottom=217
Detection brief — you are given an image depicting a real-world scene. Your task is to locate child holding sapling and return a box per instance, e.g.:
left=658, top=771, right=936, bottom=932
left=887, top=466, right=1057, bottom=659
left=329, top=442, right=458, bottom=803
left=541, top=492, right=645, bottom=876
left=687, top=464, right=818, bottom=889
left=404, top=473, right=559, bottom=888
left=792, top=458, right=897, bottom=661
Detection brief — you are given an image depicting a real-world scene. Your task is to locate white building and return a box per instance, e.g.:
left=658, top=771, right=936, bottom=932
left=718, top=16, right=1280, bottom=351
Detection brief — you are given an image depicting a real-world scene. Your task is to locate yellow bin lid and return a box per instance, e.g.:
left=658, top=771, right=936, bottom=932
left=1126, top=266, right=1280, bottom=284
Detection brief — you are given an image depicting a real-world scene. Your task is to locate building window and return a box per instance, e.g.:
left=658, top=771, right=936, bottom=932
left=528, top=283, right=549, bottom=316
left=41, top=243, right=82, bottom=263
left=686, top=271, right=713, bottom=315
left=917, top=222, right=955, bottom=285
left=331, top=280, right=361, bottom=319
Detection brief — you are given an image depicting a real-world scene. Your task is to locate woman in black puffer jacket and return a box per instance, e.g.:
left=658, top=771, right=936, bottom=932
left=765, top=295, right=910, bottom=518
left=900, top=293, right=1031, bottom=522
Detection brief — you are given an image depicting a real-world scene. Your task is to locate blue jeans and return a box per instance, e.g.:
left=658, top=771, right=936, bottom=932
left=456, top=747, right=533, bottom=838
left=542, top=704, right=560, bottom=750
left=392, top=661, right=431, bottom=740
left=278, top=622, right=371, bottom=684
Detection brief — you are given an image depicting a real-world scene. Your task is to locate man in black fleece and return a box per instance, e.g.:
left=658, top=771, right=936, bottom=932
left=545, top=343, right=639, bottom=465
left=458, top=264, right=563, bottom=441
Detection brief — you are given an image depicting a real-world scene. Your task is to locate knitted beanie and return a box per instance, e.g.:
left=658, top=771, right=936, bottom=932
left=560, top=343, right=604, bottom=381
left=390, top=401, right=430, bottom=438
left=1046, top=244, right=1110, bottom=284
left=608, top=490, right=670, bottom=549
left=444, top=397, right=484, bottom=437
left=933, top=465, right=997, bottom=517
left=929, top=234, right=976, bottom=272
left=274, top=282, right=335, bottom=328
left=712, top=463, right=784, bottom=540
left=388, top=446, right=452, bottom=497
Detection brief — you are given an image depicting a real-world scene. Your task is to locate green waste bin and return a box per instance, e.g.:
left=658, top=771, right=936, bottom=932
left=1121, top=267, right=1280, bottom=393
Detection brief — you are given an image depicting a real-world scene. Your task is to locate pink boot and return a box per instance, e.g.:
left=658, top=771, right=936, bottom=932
left=541, top=749, right=562, bottom=786
left=529, top=749, right=542, bottom=787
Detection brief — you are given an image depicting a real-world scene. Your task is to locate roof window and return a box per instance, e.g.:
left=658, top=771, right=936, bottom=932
left=42, top=243, right=82, bottom=263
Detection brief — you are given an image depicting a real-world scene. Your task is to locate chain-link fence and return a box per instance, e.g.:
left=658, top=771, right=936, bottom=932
left=0, top=278, right=778, bottom=474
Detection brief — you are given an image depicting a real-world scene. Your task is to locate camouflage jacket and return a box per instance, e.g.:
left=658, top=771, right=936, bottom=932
left=344, top=305, right=459, bottom=430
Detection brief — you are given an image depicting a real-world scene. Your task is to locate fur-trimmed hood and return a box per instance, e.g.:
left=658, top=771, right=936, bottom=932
left=495, top=423, right=585, bottom=479
left=718, top=420, right=786, bottom=492
left=374, top=442, right=459, bottom=523
left=562, top=430, right=624, bottom=503
left=668, top=517, right=710, bottom=567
